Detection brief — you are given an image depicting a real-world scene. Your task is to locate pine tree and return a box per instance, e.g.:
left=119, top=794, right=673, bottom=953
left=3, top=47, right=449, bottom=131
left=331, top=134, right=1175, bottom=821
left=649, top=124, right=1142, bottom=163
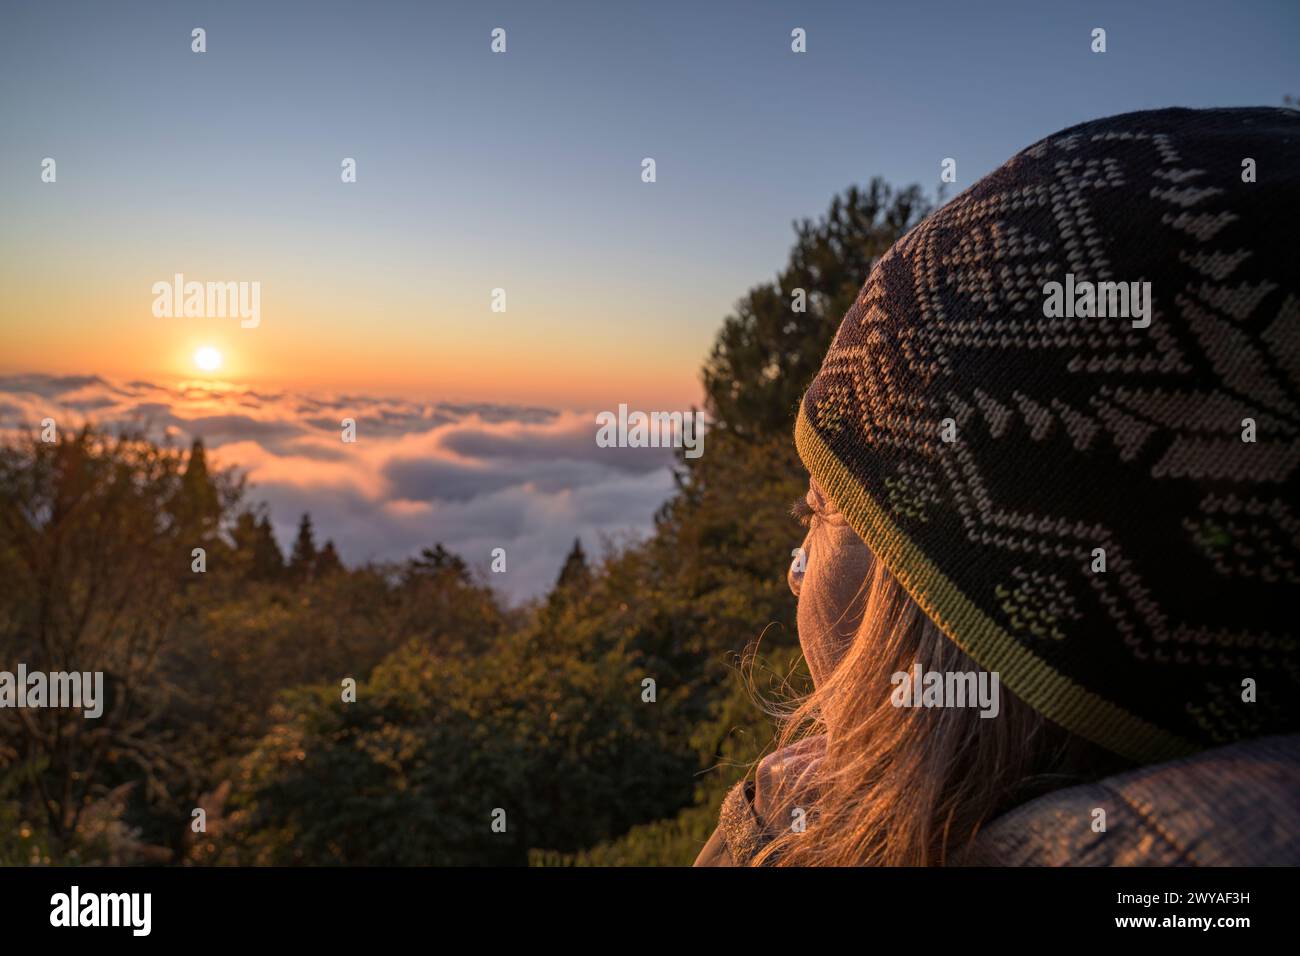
left=555, top=538, right=590, bottom=590
left=537, top=538, right=594, bottom=641
left=231, top=510, right=285, bottom=581
left=176, top=438, right=222, bottom=539
left=253, top=515, right=285, bottom=579
left=315, top=539, right=344, bottom=577
left=702, top=179, right=930, bottom=438
left=407, top=543, right=468, bottom=584
left=289, top=513, right=318, bottom=579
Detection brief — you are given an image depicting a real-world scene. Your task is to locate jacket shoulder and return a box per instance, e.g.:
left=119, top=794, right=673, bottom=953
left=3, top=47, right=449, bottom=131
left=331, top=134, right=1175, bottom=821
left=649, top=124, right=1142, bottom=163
left=694, top=780, right=771, bottom=866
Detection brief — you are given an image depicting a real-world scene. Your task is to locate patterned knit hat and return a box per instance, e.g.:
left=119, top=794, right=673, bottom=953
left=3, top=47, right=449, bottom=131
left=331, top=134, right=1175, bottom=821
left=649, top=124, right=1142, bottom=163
left=795, top=108, right=1299, bottom=765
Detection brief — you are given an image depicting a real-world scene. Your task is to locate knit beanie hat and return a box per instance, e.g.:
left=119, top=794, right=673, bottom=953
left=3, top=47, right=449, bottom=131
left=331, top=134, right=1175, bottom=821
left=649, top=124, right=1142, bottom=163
left=795, top=108, right=1299, bottom=765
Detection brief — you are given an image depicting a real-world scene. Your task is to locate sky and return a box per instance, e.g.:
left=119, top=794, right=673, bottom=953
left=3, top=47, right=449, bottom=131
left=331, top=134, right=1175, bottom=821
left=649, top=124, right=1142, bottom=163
left=1, top=0, right=1296, bottom=596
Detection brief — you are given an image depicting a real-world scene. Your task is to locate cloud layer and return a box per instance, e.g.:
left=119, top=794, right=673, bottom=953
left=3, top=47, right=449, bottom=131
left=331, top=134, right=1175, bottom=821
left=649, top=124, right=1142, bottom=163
left=0, top=374, right=679, bottom=602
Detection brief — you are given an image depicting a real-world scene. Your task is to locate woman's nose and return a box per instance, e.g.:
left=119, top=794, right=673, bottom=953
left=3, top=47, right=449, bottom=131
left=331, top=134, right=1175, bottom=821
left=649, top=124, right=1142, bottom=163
left=788, top=542, right=807, bottom=598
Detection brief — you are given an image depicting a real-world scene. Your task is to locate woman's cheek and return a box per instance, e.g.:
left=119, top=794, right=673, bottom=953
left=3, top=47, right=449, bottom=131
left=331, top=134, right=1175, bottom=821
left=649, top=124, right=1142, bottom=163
left=796, top=524, right=872, bottom=686
left=795, top=527, right=835, bottom=681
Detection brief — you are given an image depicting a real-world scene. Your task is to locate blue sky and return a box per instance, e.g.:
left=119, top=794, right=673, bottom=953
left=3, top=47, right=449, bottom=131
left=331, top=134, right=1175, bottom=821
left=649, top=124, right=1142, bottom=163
left=2, top=0, right=1295, bottom=406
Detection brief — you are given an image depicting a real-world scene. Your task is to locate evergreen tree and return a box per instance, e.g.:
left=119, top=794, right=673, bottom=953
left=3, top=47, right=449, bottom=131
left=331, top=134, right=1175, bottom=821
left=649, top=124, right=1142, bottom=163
left=253, top=515, right=285, bottom=579
left=315, top=539, right=344, bottom=577
left=289, top=513, right=318, bottom=579
left=702, top=179, right=930, bottom=439
left=230, top=511, right=260, bottom=573
left=407, top=543, right=469, bottom=584
left=231, top=510, right=285, bottom=581
left=175, top=438, right=222, bottom=539
left=538, top=538, right=592, bottom=633
left=555, top=538, right=590, bottom=590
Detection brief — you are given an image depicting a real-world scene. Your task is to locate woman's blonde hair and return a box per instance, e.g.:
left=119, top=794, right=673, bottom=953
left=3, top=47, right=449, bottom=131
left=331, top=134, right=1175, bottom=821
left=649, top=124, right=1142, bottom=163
left=754, top=556, right=1126, bottom=866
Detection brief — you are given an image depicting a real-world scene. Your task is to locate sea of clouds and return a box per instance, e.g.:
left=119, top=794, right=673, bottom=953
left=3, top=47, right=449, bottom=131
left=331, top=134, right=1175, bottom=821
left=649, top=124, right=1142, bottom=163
left=0, top=374, right=679, bottom=602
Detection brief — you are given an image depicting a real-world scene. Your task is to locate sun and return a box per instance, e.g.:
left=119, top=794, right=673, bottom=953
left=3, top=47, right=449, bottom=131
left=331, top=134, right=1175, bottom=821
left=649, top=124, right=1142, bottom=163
left=193, top=346, right=223, bottom=372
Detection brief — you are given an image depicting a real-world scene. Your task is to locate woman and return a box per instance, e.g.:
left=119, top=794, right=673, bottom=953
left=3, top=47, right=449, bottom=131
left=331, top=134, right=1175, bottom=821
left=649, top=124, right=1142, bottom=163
left=696, top=107, right=1300, bottom=867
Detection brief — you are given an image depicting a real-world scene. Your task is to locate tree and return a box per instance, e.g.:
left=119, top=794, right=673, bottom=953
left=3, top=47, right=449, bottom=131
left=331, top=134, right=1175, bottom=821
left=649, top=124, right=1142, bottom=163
left=288, top=513, right=318, bottom=579
left=406, top=543, right=469, bottom=584
left=216, top=628, right=696, bottom=865
left=555, top=538, right=590, bottom=590
left=702, top=179, right=930, bottom=439
left=0, top=426, right=239, bottom=847
left=314, top=540, right=344, bottom=577
left=230, top=510, right=285, bottom=582
left=252, top=515, right=285, bottom=580
left=174, top=438, right=222, bottom=540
